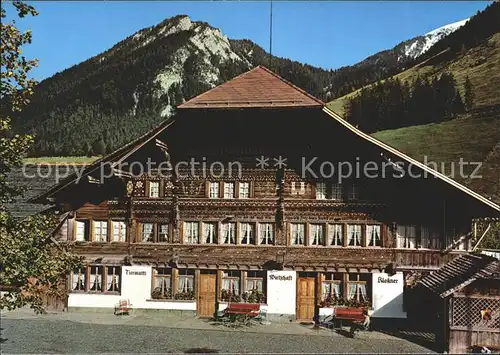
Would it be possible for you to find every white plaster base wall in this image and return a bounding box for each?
[68,266,196,311]
[68,293,122,308]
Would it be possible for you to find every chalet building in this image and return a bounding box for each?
[31,66,500,323]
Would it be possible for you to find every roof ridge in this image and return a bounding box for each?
[256,65,325,105]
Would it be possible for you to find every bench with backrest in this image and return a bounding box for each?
[333,307,368,337]
[334,307,366,322]
[225,303,260,317]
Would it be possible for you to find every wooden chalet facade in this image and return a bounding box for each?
[31,66,500,322]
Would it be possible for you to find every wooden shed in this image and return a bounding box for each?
[416,253,500,353]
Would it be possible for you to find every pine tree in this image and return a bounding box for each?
[84,142,94,157]
[464,76,474,112]
[452,90,465,115]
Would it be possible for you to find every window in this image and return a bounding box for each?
[347,184,359,201]
[72,268,86,291]
[111,221,126,242]
[259,223,274,245]
[75,220,90,241]
[366,225,382,247]
[316,183,326,199]
[290,223,305,245]
[331,184,343,200]
[149,181,160,198]
[184,222,199,244]
[89,266,103,292]
[152,268,172,299]
[240,223,255,245]
[310,224,325,246]
[222,222,236,244]
[176,269,195,300]
[71,266,121,294]
[421,227,441,249]
[221,271,240,302]
[300,182,306,194]
[106,266,121,293]
[141,223,154,242]
[224,182,235,199]
[397,225,416,248]
[322,273,342,303]
[347,224,362,246]
[328,224,343,246]
[239,182,250,198]
[291,182,296,194]
[209,182,219,198]
[203,222,218,244]
[158,224,169,243]
[244,271,266,304]
[93,221,108,242]
[347,274,370,303]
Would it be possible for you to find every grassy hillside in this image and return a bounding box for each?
[372,110,500,204]
[23,156,100,164]
[327,33,500,115]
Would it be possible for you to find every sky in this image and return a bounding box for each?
[10,1,492,81]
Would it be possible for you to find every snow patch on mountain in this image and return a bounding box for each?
[404,18,469,59]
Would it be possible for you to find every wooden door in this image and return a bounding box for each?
[198,274,216,317]
[297,277,316,321]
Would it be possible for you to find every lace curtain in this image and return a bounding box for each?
[292,224,305,245]
[328,224,343,246]
[185,222,199,243]
[348,225,361,246]
[204,223,216,243]
[142,223,154,242]
[348,283,357,300]
[260,224,274,244]
[222,278,239,295]
[223,223,236,244]
[89,268,102,291]
[72,270,85,291]
[240,223,254,244]
[112,221,126,242]
[311,225,324,245]
[367,225,381,246]
[178,276,194,293]
[246,279,263,292]
[322,282,340,300]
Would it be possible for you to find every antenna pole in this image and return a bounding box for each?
[269,0,273,68]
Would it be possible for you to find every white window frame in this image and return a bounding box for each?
[240,223,255,245]
[331,184,343,200]
[184,222,199,244]
[239,182,250,199]
[141,223,154,242]
[158,224,169,243]
[396,225,416,248]
[224,182,235,199]
[421,227,441,250]
[259,223,274,245]
[209,182,219,198]
[347,224,362,247]
[366,225,382,247]
[111,221,126,242]
[316,183,327,200]
[348,184,358,200]
[93,221,108,242]
[75,220,89,241]
[222,222,236,244]
[310,224,325,246]
[149,181,160,198]
[203,222,217,244]
[290,223,305,245]
[328,224,343,246]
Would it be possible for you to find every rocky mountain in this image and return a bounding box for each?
[9,12,479,157]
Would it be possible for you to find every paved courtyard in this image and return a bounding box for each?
[1,308,435,353]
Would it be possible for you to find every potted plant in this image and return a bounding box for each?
[174,290,195,300]
[152,287,171,300]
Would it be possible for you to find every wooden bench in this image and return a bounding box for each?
[225,303,260,317]
[333,307,368,337]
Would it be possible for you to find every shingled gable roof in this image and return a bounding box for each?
[322,107,500,213]
[177,65,324,109]
[417,253,500,298]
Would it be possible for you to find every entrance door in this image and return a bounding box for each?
[297,277,316,321]
[198,274,216,317]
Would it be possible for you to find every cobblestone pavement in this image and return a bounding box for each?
[1,309,435,353]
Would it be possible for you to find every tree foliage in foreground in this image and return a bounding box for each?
[0,1,82,313]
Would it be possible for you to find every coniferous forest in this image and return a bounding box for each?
[343,73,471,133]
